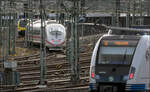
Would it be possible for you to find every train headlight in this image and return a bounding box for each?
[91,72,95,79]
[129,67,136,80]
[129,73,134,79]
[91,66,95,79]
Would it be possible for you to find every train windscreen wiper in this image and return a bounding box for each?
[123,48,127,64]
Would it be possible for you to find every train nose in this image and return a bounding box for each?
[49,39,63,46]
[51,39,61,43]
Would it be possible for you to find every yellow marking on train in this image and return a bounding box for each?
[17,20,26,32]
[114,41,128,45]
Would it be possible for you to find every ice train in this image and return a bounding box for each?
[89,27,150,92]
[28,20,66,50]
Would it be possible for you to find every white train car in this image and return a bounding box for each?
[89,27,150,92]
[28,20,66,50]
[125,35,150,92]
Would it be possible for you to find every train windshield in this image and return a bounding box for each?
[50,30,62,35]
[98,45,136,65]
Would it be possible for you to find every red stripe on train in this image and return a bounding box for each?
[46,40,65,46]
[32,35,40,38]
[30,35,65,46]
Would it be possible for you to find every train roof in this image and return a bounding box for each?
[29,20,61,27]
[101,35,141,40]
[104,25,150,35]
[30,20,65,31]
[33,19,57,24]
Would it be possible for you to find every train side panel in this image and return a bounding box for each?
[28,21,66,51]
[126,36,150,91]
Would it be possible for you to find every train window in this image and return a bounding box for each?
[47,22,57,24]
[98,46,136,65]
[33,29,40,35]
[50,31,62,35]
[102,40,138,46]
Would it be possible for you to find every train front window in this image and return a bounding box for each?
[50,31,62,35]
[98,46,135,65]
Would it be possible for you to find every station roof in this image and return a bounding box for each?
[86,12,150,17]
[86,12,112,17]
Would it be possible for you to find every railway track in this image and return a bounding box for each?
[16,77,89,92]
[20,84,89,92]
[0,37,94,92]
[14,51,92,92]
[14,53,40,61]
[16,52,91,67]
[18,55,91,80]
[17,56,90,71]
[20,65,90,82]
[0,51,92,92]
[0,85,16,92]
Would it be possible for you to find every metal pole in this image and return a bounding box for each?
[0,0,2,13]
[0,0,2,60]
[139,0,143,25]
[56,0,59,22]
[126,0,130,27]
[30,9,34,47]
[6,2,11,55]
[29,0,34,47]
[9,1,17,55]
[112,0,120,27]
[132,0,136,25]
[8,12,11,55]
[81,0,85,44]
[24,3,28,47]
[111,0,115,26]
[111,13,116,26]
[116,0,120,27]
[28,0,31,47]
[9,1,16,56]
[66,22,71,63]
[8,1,12,55]
[4,1,8,61]
[39,0,46,85]
[70,0,80,84]
[12,13,16,55]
